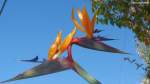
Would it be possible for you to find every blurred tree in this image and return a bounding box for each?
[91,0,150,84]
[91,0,150,45]
[136,39,150,84]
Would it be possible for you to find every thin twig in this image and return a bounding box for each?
[0,0,7,16]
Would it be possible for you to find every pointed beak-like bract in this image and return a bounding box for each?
[75,37,128,54]
[1,59,71,83]
[72,7,128,54]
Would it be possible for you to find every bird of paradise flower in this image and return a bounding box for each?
[1,7,128,84]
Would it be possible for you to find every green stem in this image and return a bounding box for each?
[72,61,102,84]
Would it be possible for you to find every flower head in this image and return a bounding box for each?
[71,7,128,54]
[48,28,76,61]
[72,6,97,39]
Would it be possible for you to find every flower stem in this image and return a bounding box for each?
[67,45,73,62]
[72,61,102,84]
[67,43,101,84]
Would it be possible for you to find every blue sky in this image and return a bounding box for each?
[0,0,146,84]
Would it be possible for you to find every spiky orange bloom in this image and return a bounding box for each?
[48,32,62,61]
[59,28,76,53]
[48,28,76,61]
[72,7,97,39]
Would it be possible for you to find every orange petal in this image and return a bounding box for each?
[90,11,97,33]
[59,28,76,53]
[48,44,58,60]
[72,8,85,32]
[48,32,62,60]
[82,6,90,27]
[55,32,62,46]
[77,8,83,22]
[81,7,93,39]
